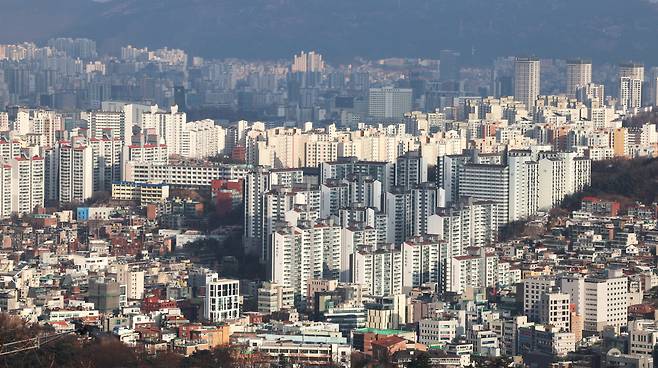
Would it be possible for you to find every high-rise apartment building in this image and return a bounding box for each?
[0,164,10,218]
[619,63,645,81]
[320,180,350,218]
[57,138,94,203]
[180,119,227,159]
[123,143,168,164]
[352,246,403,297]
[0,112,8,131]
[270,221,342,301]
[647,67,658,107]
[438,154,471,204]
[618,63,645,110]
[514,57,541,109]
[401,235,444,290]
[292,51,325,73]
[411,183,439,237]
[619,77,643,110]
[244,168,305,258]
[449,247,499,294]
[321,158,395,195]
[82,111,130,145]
[507,150,538,221]
[566,59,592,98]
[368,87,413,119]
[576,83,605,109]
[385,187,412,244]
[15,109,63,148]
[395,151,427,190]
[141,105,186,156]
[10,155,44,215]
[537,152,591,210]
[291,51,324,89]
[344,175,383,211]
[90,136,122,193]
[432,199,498,281]
[439,50,461,82]
[459,163,510,222]
[262,184,320,265]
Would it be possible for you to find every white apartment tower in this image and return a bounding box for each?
[123,143,168,164]
[180,119,227,159]
[0,138,21,160]
[270,221,342,301]
[140,105,186,156]
[618,63,644,110]
[352,246,403,297]
[0,112,7,131]
[514,57,541,109]
[401,236,444,290]
[82,111,130,145]
[0,164,11,218]
[10,156,44,215]
[507,150,538,221]
[537,152,591,210]
[57,139,94,203]
[243,168,304,259]
[619,77,643,110]
[576,83,605,109]
[432,199,498,258]
[262,185,320,264]
[15,109,63,147]
[537,157,566,210]
[449,248,499,294]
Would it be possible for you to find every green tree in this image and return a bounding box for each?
[407,352,432,368]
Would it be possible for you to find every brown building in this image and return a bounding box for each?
[179,323,230,348]
[371,335,408,363]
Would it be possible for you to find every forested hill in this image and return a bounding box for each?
[2,0,658,63]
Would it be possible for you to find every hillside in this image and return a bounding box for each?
[560,158,658,211]
[2,0,658,63]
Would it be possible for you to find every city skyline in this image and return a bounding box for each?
[1,3,658,367]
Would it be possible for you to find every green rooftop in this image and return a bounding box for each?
[353,328,412,335]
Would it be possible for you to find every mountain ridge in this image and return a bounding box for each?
[1,0,658,64]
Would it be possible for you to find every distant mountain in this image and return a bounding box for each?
[2,0,658,64]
